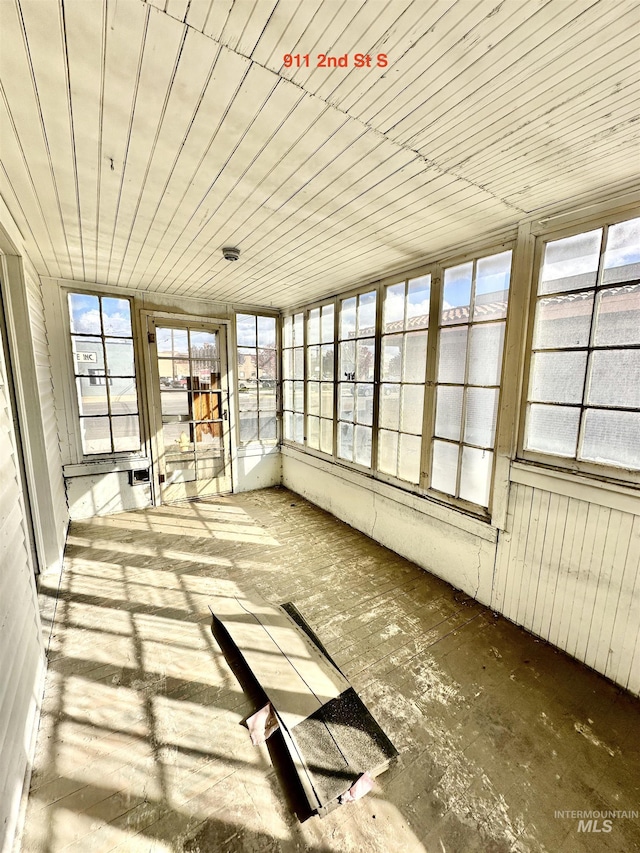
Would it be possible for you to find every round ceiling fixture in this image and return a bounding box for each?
[222,246,240,261]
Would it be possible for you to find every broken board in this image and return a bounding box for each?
[210,594,398,817]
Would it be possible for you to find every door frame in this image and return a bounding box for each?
[141,310,234,505]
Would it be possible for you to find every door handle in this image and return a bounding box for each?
[223,409,228,421]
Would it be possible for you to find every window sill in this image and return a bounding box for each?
[63,457,151,477]
[511,460,640,514]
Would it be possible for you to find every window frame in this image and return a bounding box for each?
[64,288,143,460]
[518,211,640,487]
[234,312,279,447]
[280,238,516,520]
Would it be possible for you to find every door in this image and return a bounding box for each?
[148,318,232,502]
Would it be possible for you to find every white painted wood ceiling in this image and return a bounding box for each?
[1,0,639,309]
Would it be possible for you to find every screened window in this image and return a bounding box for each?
[378,275,430,483]
[68,292,140,455]
[524,216,640,470]
[306,304,334,454]
[338,291,376,466]
[431,251,512,506]
[235,314,277,443]
[283,313,304,443]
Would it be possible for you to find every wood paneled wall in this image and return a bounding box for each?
[493,479,640,696]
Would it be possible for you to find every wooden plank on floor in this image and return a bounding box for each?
[210,594,349,730]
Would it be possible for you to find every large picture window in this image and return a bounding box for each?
[67,292,140,455]
[524,216,640,471]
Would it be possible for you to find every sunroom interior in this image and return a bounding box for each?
[1,1,639,851]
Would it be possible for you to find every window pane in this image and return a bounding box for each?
[292,314,304,347]
[239,411,259,442]
[340,341,356,380]
[259,414,277,440]
[356,339,375,381]
[355,384,374,425]
[308,382,320,415]
[525,404,580,456]
[468,323,505,386]
[72,337,104,374]
[378,429,398,476]
[307,415,320,449]
[398,433,421,483]
[442,262,472,325]
[587,350,640,408]
[341,297,357,338]
[529,351,587,404]
[532,293,593,350]
[69,293,100,334]
[459,446,492,507]
[581,409,640,469]
[102,298,132,337]
[190,330,217,356]
[407,275,430,328]
[113,415,140,452]
[283,381,293,411]
[383,283,405,332]
[354,425,372,466]
[76,378,108,416]
[382,336,403,381]
[293,412,304,443]
[357,291,376,334]
[603,217,640,284]
[321,345,334,380]
[435,386,463,441]
[156,327,188,356]
[403,332,427,382]
[284,411,293,439]
[594,285,640,346]
[105,339,135,375]
[260,386,276,411]
[163,423,189,451]
[431,440,458,495]
[307,346,321,379]
[321,304,334,343]
[293,381,304,411]
[339,383,355,421]
[80,417,111,454]
[379,386,400,430]
[539,229,602,294]
[464,387,498,447]
[338,422,353,460]
[320,382,333,418]
[236,314,256,347]
[293,348,304,379]
[320,419,333,454]
[109,378,138,414]
[161,390,189,416]
[283,316,292,349]
[308,308,320,345]
[474,251,511,321]
[437,326,468,384]
[401,385,424,434]
[282,348,293,380]
[258,349,276,381]
[257,316,276,348]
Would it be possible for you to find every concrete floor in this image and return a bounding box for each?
[20,487,640,853]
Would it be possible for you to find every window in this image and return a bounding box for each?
[283,313,304,443]
[235,314,277,443]
[524,216,640,472]
[338,291,376,466]
[67,292,140,455]
[431,252,511,506]
[306,304,334,454]
[378,275,430,483]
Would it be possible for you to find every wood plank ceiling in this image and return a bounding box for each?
[1,0,639,309]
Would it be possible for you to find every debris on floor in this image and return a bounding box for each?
[210,593,398,817]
